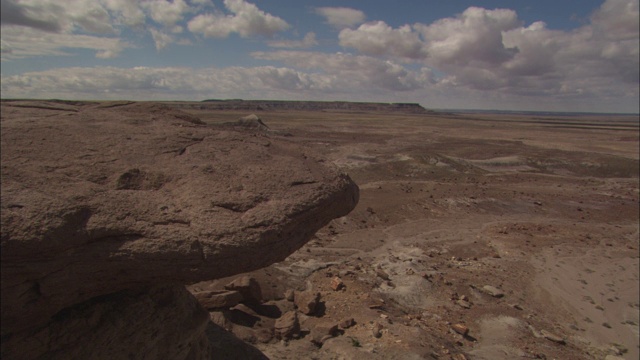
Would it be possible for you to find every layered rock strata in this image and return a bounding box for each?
[0,101,358,359]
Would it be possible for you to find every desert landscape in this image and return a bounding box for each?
[1,100,638,360]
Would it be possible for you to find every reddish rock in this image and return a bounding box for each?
[193,290,243,309]
[330,276,345,291]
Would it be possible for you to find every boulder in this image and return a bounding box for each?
[0,101,359,357]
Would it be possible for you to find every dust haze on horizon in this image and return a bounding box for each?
[1,0,638,113]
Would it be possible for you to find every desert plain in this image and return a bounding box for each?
[1,100,638,360]
[187,105,639,360]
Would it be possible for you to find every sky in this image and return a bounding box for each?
[1,0,638,113]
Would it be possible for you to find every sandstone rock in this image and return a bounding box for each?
[0,101,358,356]
[274,311,300,339]
[311,321,340,345]
[452,323,469,336]
[193,290,243,309]
[540,329,565,344]
[225,276,263,305]
[481,285,505,298]
[456,299,471,309]
[372,322,384,338]
[330,276,345,291]
[226,114,270,131]
[295,291,321,315]
[284,289,295,302]
[339,318,356,329]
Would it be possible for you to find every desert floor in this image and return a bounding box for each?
[188,109,639,360]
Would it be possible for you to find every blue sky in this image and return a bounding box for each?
[1,0,638,112]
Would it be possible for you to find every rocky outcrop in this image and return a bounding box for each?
[0,100,359,358]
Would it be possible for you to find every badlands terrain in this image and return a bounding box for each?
[1,100,638,360]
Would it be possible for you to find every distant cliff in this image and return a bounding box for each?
[175,100,431,114]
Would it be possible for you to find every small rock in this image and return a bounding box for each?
[511,304,523,310]
[456,299,471,309]
[481,285,505,298]
[376,269,390,281]
[604,356,626,360]
[311,322,340,345]
[284,289,295,302]
[274,311,300,339]
[540,329,565,344]
[451,323,469,336]
[295,291,321,315]
[372,322,383,338]
[330,276,345,291]
[339,318,355,329]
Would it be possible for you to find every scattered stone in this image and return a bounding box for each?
[540,330,565,344]
[534,201,543,206]
[456,299,471,309]
[453,354,468,360]
[255,328,274,344]
[284,289,295,302]
[330,276,345,291]
[274,311,300,340]
[311,322,340,345]
[376,269,390,281]
[224,276,263,305]
[604,356,625,360]
[481,285,505,298]
[511,304,524,310]
[339,318,355,329]
[295,291,321,315]
[372,322,384,338]
[451,324,469,336]
[193,290,243,310]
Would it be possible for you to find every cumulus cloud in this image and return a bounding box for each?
[267,32,318,48]
[334,0,638,103]
[149,28,174,50]
[0,0,116,34]
[339,21,426,59]
[187,0,289,38]
[315,7,365,29]
[143,0,191,28]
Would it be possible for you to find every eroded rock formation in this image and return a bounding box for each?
[0,101,358,359]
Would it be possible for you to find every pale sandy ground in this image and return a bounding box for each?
[189,109,639,360]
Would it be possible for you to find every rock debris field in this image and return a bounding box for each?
[1,100,638,360]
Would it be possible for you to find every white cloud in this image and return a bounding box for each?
[252,51,433,91]
[339,21,426,59]
[315,7,365,29]
[0,26,128,60]
[267,32,318,49]
[187,0,289,38]
[142,0,191,27]
[149,28,174,50]
[334,1,638,104]
[101,0,146,27]
[1,0,116,34]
